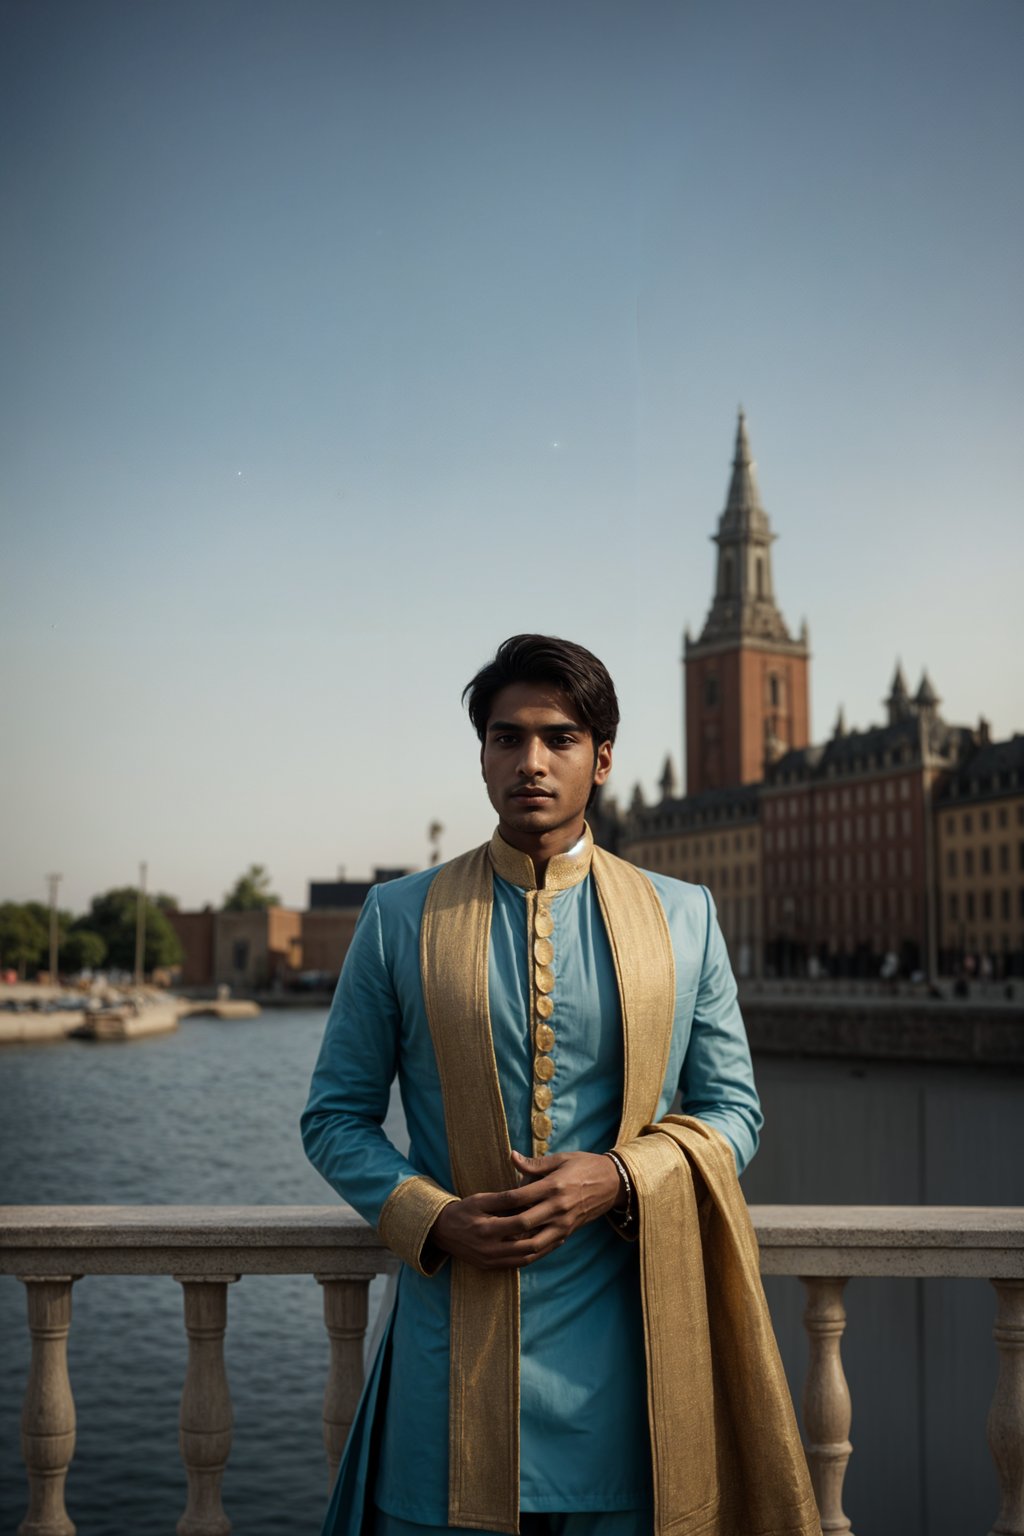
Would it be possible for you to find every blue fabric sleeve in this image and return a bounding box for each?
[300,886,429,1228]
[676,886,763,1175]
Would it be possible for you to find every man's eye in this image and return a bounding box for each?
[549,735,575,747]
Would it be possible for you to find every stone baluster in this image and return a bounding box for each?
[801,1276,854,1535]
[316,1275,370,1485]
[988,1279,1024,1536]
[175,1275,239,1536]
[17,1275,79,1536]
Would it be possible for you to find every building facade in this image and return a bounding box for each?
[213,908,303,991]
[759,671,972,977]
[936,734,1024,977]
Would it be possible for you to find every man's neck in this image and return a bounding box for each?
[496,820,587,884]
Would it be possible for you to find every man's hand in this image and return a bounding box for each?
[427,1150,624,1271]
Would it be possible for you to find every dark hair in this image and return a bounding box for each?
[463,634,620,746]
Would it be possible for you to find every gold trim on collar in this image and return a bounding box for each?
[488,823,594,891]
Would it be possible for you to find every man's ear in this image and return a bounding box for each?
[594,739,613,786]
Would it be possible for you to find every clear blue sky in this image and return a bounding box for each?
[2,0,1021,913]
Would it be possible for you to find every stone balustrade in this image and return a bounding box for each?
[1,1204,1022,1535]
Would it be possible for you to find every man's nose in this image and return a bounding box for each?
[517,737,546,777]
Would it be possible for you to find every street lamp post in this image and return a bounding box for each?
[46,873,62,985]
[134,862,148,989]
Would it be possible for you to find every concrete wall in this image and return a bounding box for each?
[743,1053,1024,1535]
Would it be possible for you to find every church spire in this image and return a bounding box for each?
[885,661,912,724]
[722,407,770,536]
[693,409,795,647]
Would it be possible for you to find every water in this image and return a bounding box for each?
[0,1009,392,1536]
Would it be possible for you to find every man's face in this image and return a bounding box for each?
[481,681,612,852]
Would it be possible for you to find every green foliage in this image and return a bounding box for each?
[60,929,108,974]
[75,887,183,973]
[0,903,49,977]
[223,864,281,911]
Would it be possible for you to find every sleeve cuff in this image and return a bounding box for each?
[378,1174,459,1276]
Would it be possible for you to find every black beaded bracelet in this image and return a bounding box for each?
[605,1150,636,1232]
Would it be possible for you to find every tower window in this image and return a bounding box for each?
[705,675,719,708]
[768,673,782,709]
[756,558,764,597]
[723,556,734,597]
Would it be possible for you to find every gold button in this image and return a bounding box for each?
[536,994,554,1020]
[535,965,555,995]
[532,1111,552,1140]
[534,907,554,938]
[534,1054,556,1083]
[533,1140,549,1156]
[534,937,554,966]
[534,1083,553,1110]
[536,1022,555,1052]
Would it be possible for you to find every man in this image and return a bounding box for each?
[302,635,818,1536]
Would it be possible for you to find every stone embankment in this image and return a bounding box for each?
[175,999,261,1020]
[0,986,261,1044]
[740,985,1024,1068]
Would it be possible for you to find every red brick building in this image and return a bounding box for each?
[760,670,969,976]
[683,411,810,795]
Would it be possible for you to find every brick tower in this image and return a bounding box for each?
[683,411,810,794]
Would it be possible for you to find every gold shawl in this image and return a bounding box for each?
[378,828,819,1536]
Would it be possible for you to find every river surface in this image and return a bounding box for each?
[0,1008,395,1536]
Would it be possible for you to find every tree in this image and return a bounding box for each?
[0,903,49,978]
[60,930,108,974]
[75,888,183,974]
[223,864,281,911]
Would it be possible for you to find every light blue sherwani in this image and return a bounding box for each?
[301,832,762,1531]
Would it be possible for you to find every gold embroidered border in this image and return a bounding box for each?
[618,1117,820,1536]
[420,846,520,1534]
[590,846,677,1145]
[378,1175,460,1277]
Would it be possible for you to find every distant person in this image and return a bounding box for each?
[302,634,818,1536]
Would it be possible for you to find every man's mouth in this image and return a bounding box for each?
[511,787,554,801]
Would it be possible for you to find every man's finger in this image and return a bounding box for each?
[511,1149,562,1179]
[469,1180,559,1215]
[476,1224,568,1269]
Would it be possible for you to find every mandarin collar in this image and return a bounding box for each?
[488,822,594,892]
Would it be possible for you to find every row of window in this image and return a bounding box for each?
[948,889,1024,923]
[941,804,1022,836]
[946,844,1023,878]
[766,808,913,851]
[704,670,784,710]
[770,849,914,886]
[765,779,913,818]
[767,890,916,926]
[952,932,1023,954]
[641,818,757,844]
[638,846,758,887]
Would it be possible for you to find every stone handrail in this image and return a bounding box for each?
[1,1204,1022,1536]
